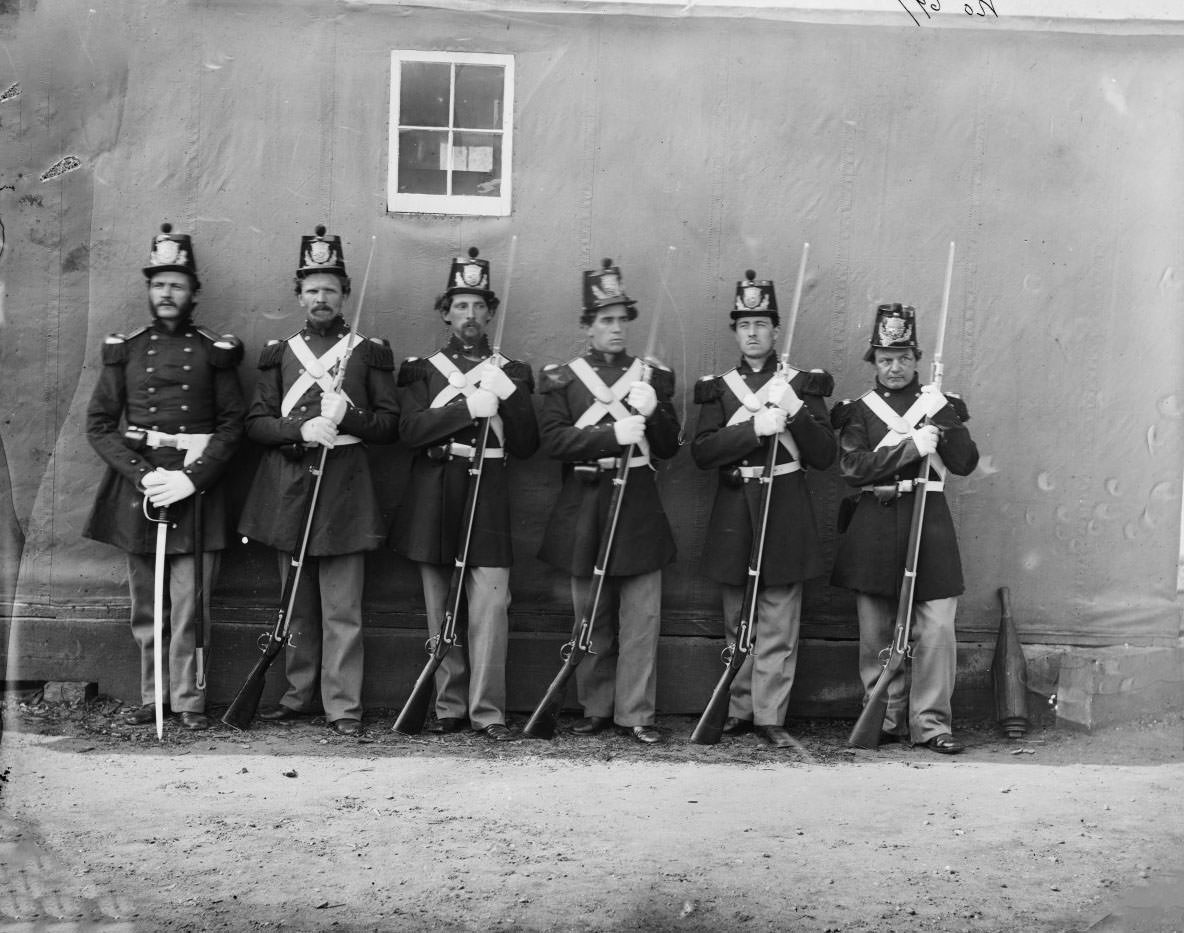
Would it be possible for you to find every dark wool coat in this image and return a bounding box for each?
[84,320,245,555]
[537,350,680,578]
[237,317,399,555]
[691,359,836,587]
[389,335,539,567]
[829,375,979,602]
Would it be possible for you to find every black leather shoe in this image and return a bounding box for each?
[258,705,308,722]
[620,725,662,745]
[425,716,467,734]
[923,733,965,755]
[754,725,795,748]
[178,712,211,731]
[119,704,161,726]
[722,717,754,736]
[329,719,363,737]
[571,716,611,735]
[480,723,514,742]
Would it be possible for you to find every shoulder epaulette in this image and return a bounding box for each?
[538,362,573,395]
[359,337,395,371]
[503,359,535,393]
[798,369,835,398]
[693,374,723,405]
[397,356,431,387]
[258,339,286,370]
[195,328,245,369]
[101,333,129,366]
[830,398,856,430]
[945,392,970,422]
[649,366,675,399]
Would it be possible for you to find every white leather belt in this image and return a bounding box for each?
[448,442,504,459]
[133,429,213,451]
[861,478,944,495]
[736,461,801,480]
[596,455,651,470]
[330,435,361,447]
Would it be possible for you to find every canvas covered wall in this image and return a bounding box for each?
[2,0,1181,663]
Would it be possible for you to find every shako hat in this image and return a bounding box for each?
[864,302,918,362]
[297,225,348,279]
[731,270,779,326]
[582,258,637,320]
[143,222,200,287]
[444,246,494,301]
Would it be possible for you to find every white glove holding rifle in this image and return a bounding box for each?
[911,424,940,457]
[320,390,348,426]
[753,406,787,438]
[767,378,804,417]
[626,381,658,418]
[613,414,647,447]
[480,366,517,401]
[142,469,196,507]
[301,416,338,448]
[466,387,499,419]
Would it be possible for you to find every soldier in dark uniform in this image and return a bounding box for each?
[537,259,681,745]
[691,271,835,748]
[391,247,538,741]
[85,223,245,731]
[830,303,979,754]
[238,226,399,737]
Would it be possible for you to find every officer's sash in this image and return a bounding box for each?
[720,368,801,462]
[281,334,357,416]
[861,389,948,479]
[427,352,505,444]
[569,357,651,463]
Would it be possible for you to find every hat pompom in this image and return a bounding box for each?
[160,222,173,234]
[315,224,326,237]
[745,269,756,282]
[468,246,479,259]
[602,257,613,270]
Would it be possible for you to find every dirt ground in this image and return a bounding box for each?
[1,694,1182,933]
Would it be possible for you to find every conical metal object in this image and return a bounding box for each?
[992,586,1030,739]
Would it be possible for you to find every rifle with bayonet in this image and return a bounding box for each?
[393,236,519,736]
[847,241,956,750]
[222,235,378,731]
[691,243,810,745]
[522,248,676,740]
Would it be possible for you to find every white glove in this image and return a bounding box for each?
[142,469,196,507]
[480,366,517,401]
[466,388,499,419]
[920,383,942,396]
[300,416,338,447]
[911,424,940,457]
[612,414,647,447]
[768,381,804,417]
[626,381,658,417]
[320,391,348,426]
[753,407,787,438]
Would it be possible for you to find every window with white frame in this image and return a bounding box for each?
[387,51,514,216]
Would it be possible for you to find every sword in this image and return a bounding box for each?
[143,496,170,740]
[193,491,208,691]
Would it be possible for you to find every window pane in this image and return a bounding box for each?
[398,129,449,194]
[450,130,502,197]
[400,62,451,127]
[454,65,504,130]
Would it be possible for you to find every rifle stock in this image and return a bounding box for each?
[221,631,285,731]
[521,645,584,740]
[690,649,744,745]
